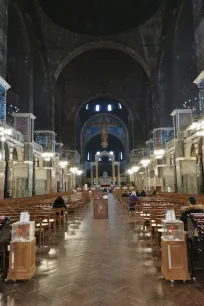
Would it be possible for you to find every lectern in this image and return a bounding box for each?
[94,195,108,219]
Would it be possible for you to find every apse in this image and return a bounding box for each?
[75,97,133,154]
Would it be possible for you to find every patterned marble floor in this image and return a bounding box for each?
[0,194,203,306]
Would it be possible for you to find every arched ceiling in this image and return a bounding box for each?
[39,0,161,36]
[55,48,152,148]
[57,48,148,112]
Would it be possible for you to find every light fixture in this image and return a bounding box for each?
[127,169,133,175]
[77,170,83,175]
[42,152,55,161]
[70,167,78,173]
[59,160,68,168]
[132,166,139,172]
[197,131,204,136]
[110,151,114,155]
[154,149,165,159]
[96,151,100,155]
[141,159,150,167]
[5,129,12,135]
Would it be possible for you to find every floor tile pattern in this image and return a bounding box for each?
[0,195,203,306]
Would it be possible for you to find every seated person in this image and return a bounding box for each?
[140,190,146,197]
[129,191,139,214]
[53,196,66,209]
[152,190,157,196]
[180,196,204,229]
[136,190,140,197]
[122,190,129,197]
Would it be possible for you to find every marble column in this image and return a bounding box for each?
[4,160,10,198]
[118,163,120,186]
[198,154,204,194]
[13,113,36,196]
[112,161,115,185]
[96,162,99,185]
[91,164,93,186]
[32,159,36,196]
[35,130,56,193]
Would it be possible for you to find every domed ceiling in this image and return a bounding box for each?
[39,0,161,36]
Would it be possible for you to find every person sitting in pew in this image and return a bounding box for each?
[152,190,157,196]
[53,196,66,209]
[122,191,129,197]
[140,190,146,197]
[129,191,139,214]
[180,196,204,229]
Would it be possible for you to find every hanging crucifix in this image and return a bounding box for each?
[92,114,116,149]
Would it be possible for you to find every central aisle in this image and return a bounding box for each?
[0,194,204,306]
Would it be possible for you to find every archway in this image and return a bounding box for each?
[54,40,150,80]
[85,134,126,186]
[55,47,151,149]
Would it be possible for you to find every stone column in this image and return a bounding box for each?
[118,163,120,186]
[34,130,56,193]
[96,162,99,185]
[13,113,36,196]
[91,164,93,186]
[32,159,36,196]
[198,154,204,194]
[4,160,10,198]
[112,161,115,185]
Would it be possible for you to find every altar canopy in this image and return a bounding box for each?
[90,151,120,186]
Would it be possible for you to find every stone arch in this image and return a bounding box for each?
[185,140,194,159]
[54,40,150,80]
[96,151,114,160]
[190,143,196,157]
[12,145,23,162]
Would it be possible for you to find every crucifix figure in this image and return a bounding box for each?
[92,115,116,148]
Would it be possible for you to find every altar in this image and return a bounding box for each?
[90,151,121,187]
[99,171,112,186]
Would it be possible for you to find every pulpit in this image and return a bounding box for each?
[94,195,108,219]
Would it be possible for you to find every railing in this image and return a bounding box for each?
[4,124,24,144]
